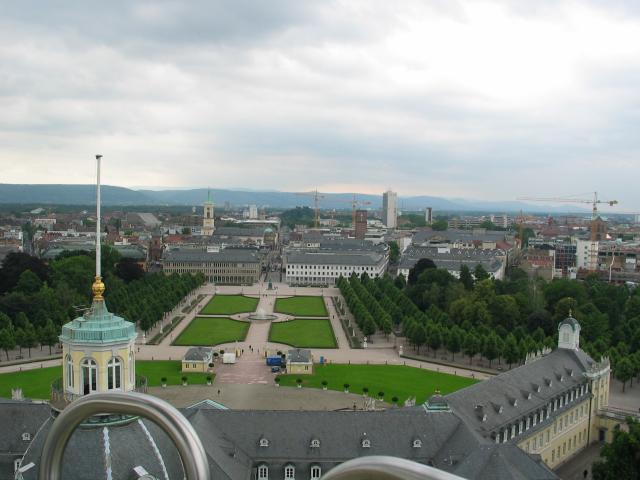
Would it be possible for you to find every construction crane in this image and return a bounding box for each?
[337,194,372,227]
[295,189,325,228]
[517,192,618,271]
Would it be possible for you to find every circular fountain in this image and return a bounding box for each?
[248,307,278,321]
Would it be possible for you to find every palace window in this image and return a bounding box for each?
[257,464,268,479]
[66,354,74,388]
[81,358,98,394]
[284,464,295,479]
[107,357,122,390]
[310,465,321,479]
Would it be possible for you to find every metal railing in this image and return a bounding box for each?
[321,456,466,480]
[39,391,210,480]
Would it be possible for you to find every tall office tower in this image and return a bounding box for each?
[425,207,433,224]
[354,209,368,240]
[249,204,258,219]
[382,190,397,229]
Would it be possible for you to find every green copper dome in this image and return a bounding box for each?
[60,300,137,345]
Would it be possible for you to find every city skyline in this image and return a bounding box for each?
[1,1,639,209]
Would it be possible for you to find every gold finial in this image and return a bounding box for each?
[92,276,105,300]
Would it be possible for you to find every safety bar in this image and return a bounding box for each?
[321,456,466,480]
[38,391,210,480]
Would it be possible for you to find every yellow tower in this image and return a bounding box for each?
[57,155,138,404]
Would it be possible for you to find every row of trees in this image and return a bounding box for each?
[0,251,205,359]
[337,260,640,384]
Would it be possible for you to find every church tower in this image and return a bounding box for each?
[202,188,215,236]
[58,155,138,402]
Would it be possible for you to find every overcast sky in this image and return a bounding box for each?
[1,1,638,210]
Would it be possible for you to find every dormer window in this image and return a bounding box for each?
[257,464,269,480]
[259,438,269,447]
[413,439,422,448]
[284,464,295,479]
[362,439,371,448]
[310,439,320,448]
[21,433,30,441]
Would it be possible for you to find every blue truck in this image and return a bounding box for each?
[266,356,282,367]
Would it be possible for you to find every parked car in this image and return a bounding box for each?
[271,366,281,373]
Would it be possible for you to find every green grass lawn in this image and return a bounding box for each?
[200,295,259,315]
[277,364,477,404]
[0,361,212,400]
[269,319,337,348]
[173,317,249,346]
[136,360,211,387]
[274,296,328,316]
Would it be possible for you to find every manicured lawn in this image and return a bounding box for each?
[0,361,213,400]
[173,317,249,346]
[269,319,337,348]
[274,296,328,317]
[0,366,59,400]
[136,360,211,387]
[200,295,259,315]
[277,364,477,404]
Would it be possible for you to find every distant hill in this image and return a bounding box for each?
[0,183,588,213]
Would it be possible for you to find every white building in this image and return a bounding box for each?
[397,247,507,280]
[382,190,398,229]
[248,204,258,219]
[285,251,388,286]
[575,239,598,270]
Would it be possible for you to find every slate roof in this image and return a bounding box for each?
[184,347,213,362]
[212,227,267,238]
[399,247,504,273]
[413,229,510,245]
[20,416,184,480]
[0,400,51,480]
[2,403,558,480]
[445,348,595,438]
[163,247,261,263]
[287,349,312,363]
[286,251,385,266]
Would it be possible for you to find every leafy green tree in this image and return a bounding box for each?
[408,258,437,286]
[473,264,490,282]
[427,324,442,357]
[0,328,16,360]
[459,265,474,290]
[463,332,480,364]
[0,252,50,294]
[503,334,520,369]
[394,274,406,290]
[0,312,11,330]
[615,357,634,393]
[482,333,499,367]
[21,321,38,357]
[15,270,43,295]
[116,258,145,282]
[446,327,463,361]
[431,220,448,231]
[411,324,426,354]
[39,320,59,355]
[388,241,400,264]
[592,418,640,480]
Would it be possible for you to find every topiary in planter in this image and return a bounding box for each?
[343,383,350,393]
[181,376,188,386]
[362,387,369,397]
[206,376,212,385]
[161,377,167,388]
[378,391,384,400]
[296,378,302,388]
[321,380,328,390]
[392,396,399,405]
[275,377,281,387]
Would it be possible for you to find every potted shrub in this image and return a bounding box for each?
[181,376,188,386]
[161,377,167,388]
[362,387,369,397]
[343,383,350,393]
[275,377,281,387]
[206,376,212,386]
[392,396,399,406]
[378,391,384,400]
[296,378,302,389]
[321,380,328,391]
